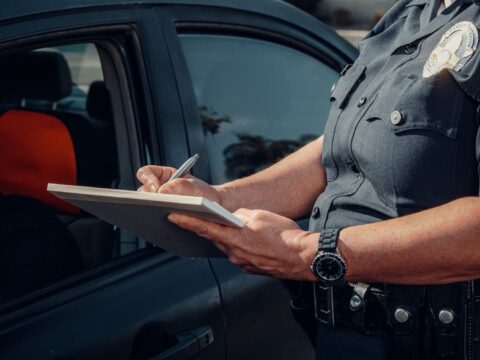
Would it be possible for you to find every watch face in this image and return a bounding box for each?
[314,253,346,284]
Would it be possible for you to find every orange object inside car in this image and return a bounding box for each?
[0,109,80,214]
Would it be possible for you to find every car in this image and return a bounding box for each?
[0,0,357,359]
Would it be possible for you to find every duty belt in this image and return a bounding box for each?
[314,282,389,335]
[313,282,468,360]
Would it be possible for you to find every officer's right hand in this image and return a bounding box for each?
[136,165,224,206]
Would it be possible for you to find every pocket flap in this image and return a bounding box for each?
[365,75,462,139]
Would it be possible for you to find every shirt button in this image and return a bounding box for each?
[390,110,403,125]
[357,97,367,107]
[404,44,417,55]
[312,207,321,219]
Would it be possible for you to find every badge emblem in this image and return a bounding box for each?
[423,21,478,78]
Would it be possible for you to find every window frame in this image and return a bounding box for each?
[158,5,350,184]
[179,32,340,184]
[0,18,172,314]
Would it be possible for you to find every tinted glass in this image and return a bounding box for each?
[180,34,338,184]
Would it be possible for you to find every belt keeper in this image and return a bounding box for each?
[313,284,336,326]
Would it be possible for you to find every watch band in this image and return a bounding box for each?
[319,228,341,252]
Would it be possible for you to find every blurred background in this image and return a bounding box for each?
[285,0,398,45]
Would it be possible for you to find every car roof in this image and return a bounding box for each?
[0,0,357,61]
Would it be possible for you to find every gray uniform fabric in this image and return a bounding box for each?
[310,0,480,358]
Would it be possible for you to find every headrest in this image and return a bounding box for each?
[86,81,113,122]
[0,51,72,102]
[0,110,79,214]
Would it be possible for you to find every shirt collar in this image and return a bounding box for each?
[406,0,427,7]
[406,0,480,7]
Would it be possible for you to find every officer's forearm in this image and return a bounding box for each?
[338,197,480,285]
[216,136,327,219]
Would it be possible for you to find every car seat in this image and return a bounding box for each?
[0,195,84,304]
[59,80,120,267]
[0,50,116,269]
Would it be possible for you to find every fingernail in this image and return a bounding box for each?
[168,214,177,224]
[150,184,157,192]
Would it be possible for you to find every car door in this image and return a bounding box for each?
[0,6,225,360]
[155,3,357,359]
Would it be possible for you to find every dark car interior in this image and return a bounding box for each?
[0,46,120,304]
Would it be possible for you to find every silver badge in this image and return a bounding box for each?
[423,21,478,78]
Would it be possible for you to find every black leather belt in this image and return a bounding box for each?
[314,283,434,359]
[314,282,390,336]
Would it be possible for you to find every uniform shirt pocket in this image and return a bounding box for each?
[359,74,464,211]
[365,74,463,138]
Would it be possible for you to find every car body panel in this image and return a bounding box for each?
[0,0,357,61]
[0,1,357,359]
[0,255,226,359]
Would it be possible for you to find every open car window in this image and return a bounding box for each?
[0,41,147,307]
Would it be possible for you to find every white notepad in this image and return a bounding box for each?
[48,184,244,258]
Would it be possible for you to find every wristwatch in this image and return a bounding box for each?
[310,229,347,286]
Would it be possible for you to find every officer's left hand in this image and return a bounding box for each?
[168,209,317,281]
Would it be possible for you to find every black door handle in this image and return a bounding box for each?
[149,327,214,360]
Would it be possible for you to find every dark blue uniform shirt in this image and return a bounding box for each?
[311,0,480,232]
[309,0,480,358]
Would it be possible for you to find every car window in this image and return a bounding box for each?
[179,34,338,184]
[45,44,104,112]
[0,42,145,306]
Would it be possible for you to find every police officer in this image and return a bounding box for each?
[137,0,480,358]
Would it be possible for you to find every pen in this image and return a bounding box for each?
[167,154,200,183]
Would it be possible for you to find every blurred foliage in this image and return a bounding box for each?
[199,105,317,180]
[200,105,232,135]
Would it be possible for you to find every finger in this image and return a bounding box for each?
[136,166,176,191]
[242,266,259,275]
[158,179,199,196]
[168,213,237,246]
[137,172,162,192]
[228,254,244,266]
[138,166,195,183]
[215,243,229,254]
[137,166,175,183]
[157,179,186,195]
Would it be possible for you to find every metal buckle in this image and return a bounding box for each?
[349,283,371,312]
[313,284,336,326]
